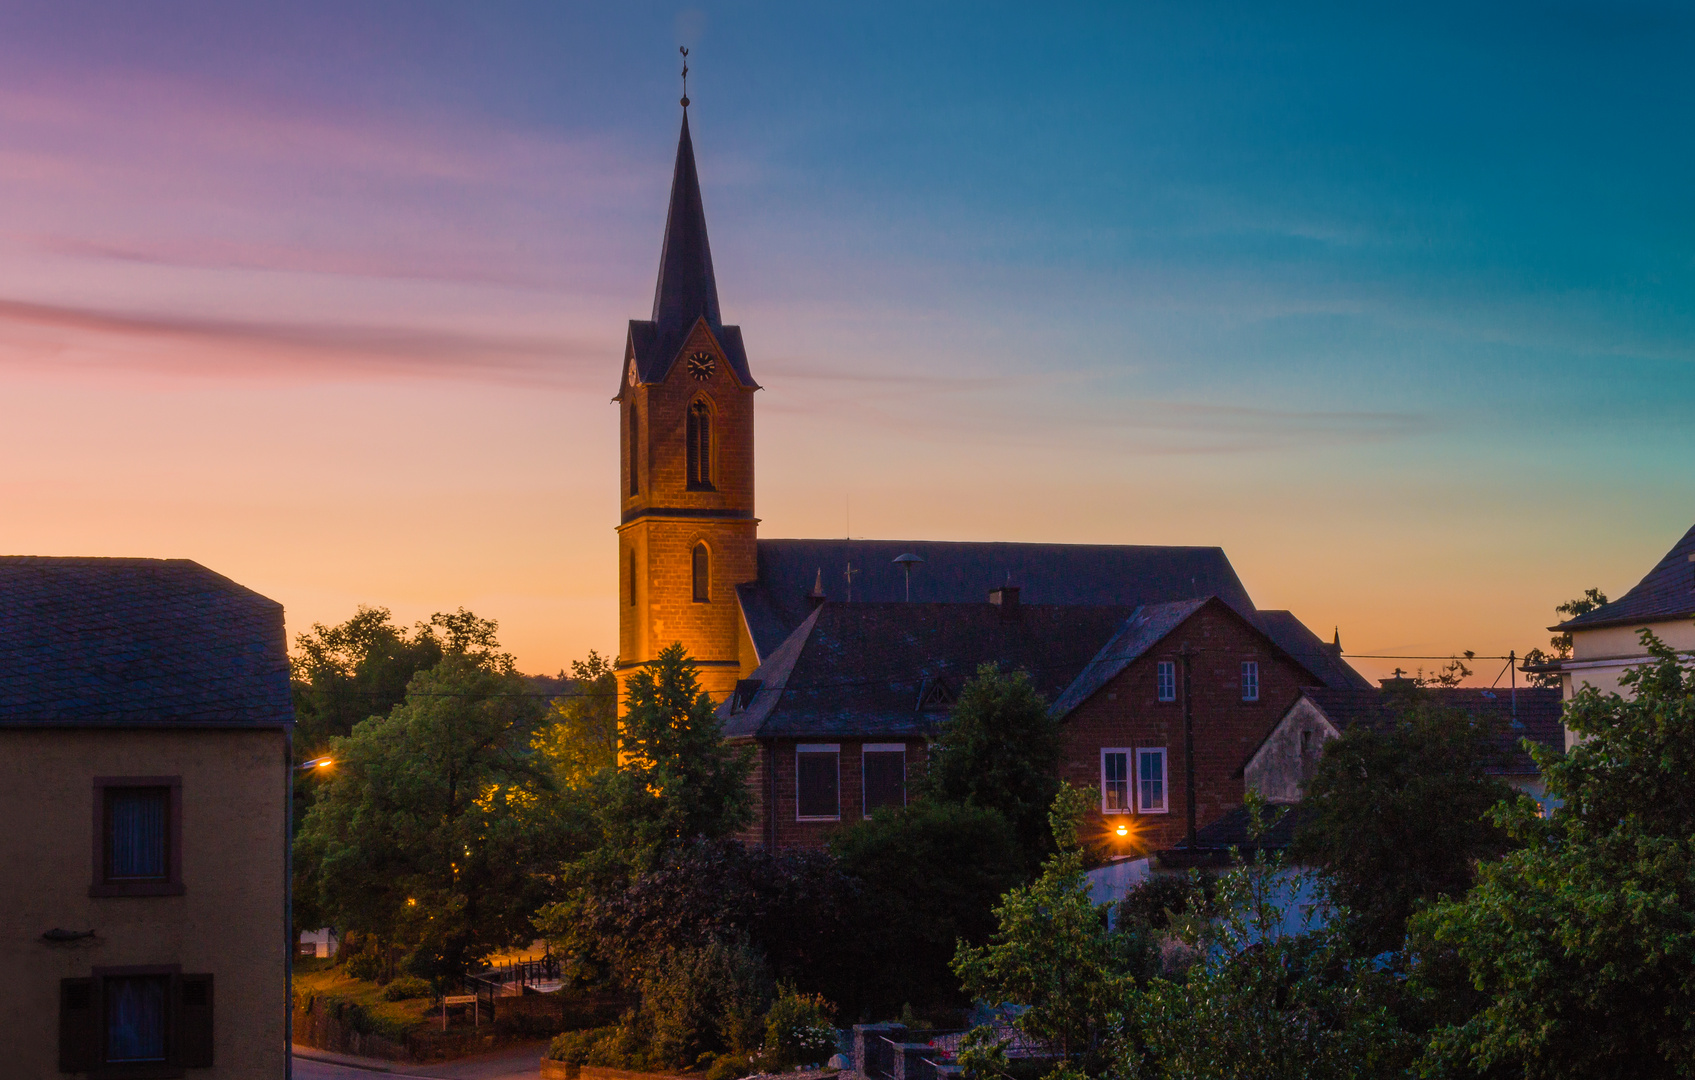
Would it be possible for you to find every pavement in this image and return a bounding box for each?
[292,1041,549,1080]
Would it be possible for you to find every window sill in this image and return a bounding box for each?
[89,881,185,898]
[1137,808,1170,815]
[795,816,841,823]
[1101,808,1132,815]
[91,1064,184,1079]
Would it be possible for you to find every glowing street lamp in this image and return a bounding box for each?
[296,756,334,772]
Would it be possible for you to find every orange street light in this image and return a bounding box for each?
[296,756,334,772]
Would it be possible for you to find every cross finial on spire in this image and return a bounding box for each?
[679,46,690,108]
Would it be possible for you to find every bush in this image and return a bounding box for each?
[343,948,382,982]
[642,937,774,1068]
[381,975,432,1002]
[761,984,837,1070]
[548,1026,620,1064]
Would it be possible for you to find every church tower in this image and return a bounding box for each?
[615,107,759,706]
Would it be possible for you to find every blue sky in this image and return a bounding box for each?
[0,2,1688,676]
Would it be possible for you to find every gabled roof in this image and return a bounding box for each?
[738,539,1261,662]
[0,557,293,726]
[1047,599,1206,719]
[1557,521,1695,631]
[1256,610,1372,690]
[718,601,1136,740]
[1300,686,1563,777]
[618,113,758,395]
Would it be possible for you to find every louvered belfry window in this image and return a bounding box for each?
[686,400,713,490]
[629,400,640,495]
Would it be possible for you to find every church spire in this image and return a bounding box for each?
[651,110,721,333]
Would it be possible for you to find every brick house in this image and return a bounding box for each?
[613,104,1367,850]
[0,557,294,1078]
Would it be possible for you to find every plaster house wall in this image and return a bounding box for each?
[2,727,289,1079]
[1562,619,1695,748]
[1243,697,1340,805]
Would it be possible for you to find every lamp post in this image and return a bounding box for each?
[892,553,925,602]
[1179,642,1197,852]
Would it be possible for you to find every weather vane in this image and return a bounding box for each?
[679,46,690,108]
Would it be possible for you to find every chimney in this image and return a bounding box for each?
[989,583,1021,620]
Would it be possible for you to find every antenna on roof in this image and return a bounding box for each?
[679,46,690,108]
[844,562,859,603]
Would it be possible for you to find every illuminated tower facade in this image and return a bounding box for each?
[614,109,759,705]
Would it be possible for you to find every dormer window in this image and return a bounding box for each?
[686,400,714,490]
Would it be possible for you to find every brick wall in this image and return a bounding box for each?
[1058,604,1312,854]
[735,737,930,850]
[618,321,758,706]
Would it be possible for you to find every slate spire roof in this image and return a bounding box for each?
[652,111,721,333]
[619,109,756,395]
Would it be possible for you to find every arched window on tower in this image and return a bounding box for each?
[628,400,640,495]
[686,400,714,490]
[692,543,710,603]
[628,549,637,607]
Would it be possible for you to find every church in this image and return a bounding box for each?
[614,105,1369,854]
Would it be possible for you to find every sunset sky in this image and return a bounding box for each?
[1,2,1691,683]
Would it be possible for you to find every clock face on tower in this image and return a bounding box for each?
[687,352,716,381]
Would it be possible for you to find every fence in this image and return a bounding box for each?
[462,951,563,1011]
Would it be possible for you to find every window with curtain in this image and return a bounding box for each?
[796,745,840,819]
[1101,750,1130,812]
[107,787,167,880]
[692,543,710,602]
[105,975,168,1064]
[686,400,714,490]
[1138,748,1168,813]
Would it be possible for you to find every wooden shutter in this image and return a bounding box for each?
[177,974,214,1067]
[59,977,98,1073]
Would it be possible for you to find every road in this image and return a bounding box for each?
[293,1040,548,1080]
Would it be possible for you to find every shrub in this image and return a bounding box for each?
[705,1051,758,1080]
[761,984,837,1070]
[381,976,432,1002]
[343,948,382,982]
[548,1026,620,1064]
[642,937,775,1068]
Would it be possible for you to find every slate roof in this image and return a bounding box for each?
[1557,521,1695,632]
[1047,599,1207,719]
[0,557,293,725]
[720,601,1137,740]
[1257,610,1372,690]
[737,539,1262,663]
[1180,802,1311,852]
[619,112,757,395]
[1303,686,1563,777]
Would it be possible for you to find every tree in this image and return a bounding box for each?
[953,786,1129,1069]
[1412,629,1695,1079]
[920,662,1063,867]
[1521,587,1609,690]
[1131,801,1416,1080]
[295,653,580,979]
[535,650,620,789]
[1293,694,1515,953]
[596,642,752,869]
[831,799,1028,1014]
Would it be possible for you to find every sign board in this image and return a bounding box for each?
[444,995,477,1005]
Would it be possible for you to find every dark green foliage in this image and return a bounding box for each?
[342,946,382,983]
[535,651,619,789]
[599,642,752,869]
[295,653,582,979]
[1116,874,1214,932]
[380,976,431,1002]
[1293,695,1515,953]
[547,838,857,1010]
[1412,630,1695,1079]
[920,663,1063,868]
[832,799,1028,1014]
[638,937,775,1069]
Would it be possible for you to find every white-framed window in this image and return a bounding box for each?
[1156,660,1176,702]
[1241,661,1260,702]
[1136,748,1168,814]
[862,743,907,818]
[795,744,840,820]
[1101,749,1131,813]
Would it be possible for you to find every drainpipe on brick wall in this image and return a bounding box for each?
[766,741,778,848]
[1179,642,1197,851]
